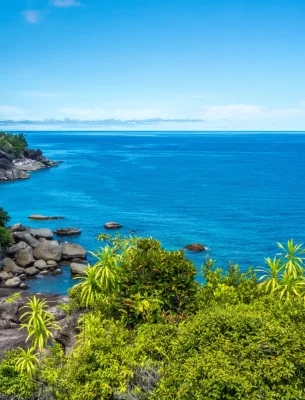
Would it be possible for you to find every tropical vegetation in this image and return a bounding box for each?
[2,234,305,399]
[0,206,11,250]
[0,131,28,157]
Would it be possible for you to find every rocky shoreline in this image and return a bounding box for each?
[0,148,59,182]
[0,222,87,290]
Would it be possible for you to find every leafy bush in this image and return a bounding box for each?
[0,131,28,157]
[152,299,305,399]
[0,226,11,250]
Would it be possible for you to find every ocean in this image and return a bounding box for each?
[1,131,305,295]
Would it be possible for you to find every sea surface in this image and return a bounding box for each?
[1,132,305,295]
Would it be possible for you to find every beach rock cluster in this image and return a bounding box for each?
[0,148,58,182]
[0,223,87,289]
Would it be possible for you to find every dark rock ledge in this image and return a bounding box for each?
[0,148,59,182]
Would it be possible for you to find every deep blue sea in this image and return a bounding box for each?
[1,132,305,295]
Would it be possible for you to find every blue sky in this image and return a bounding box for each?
[1,0,305,131]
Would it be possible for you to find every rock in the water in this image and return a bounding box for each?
[24,267,39,277]
[22,234,40,248]
[33,260,47,270]
[39,271,49,276]
[54,228,81,236]
[15,247,34,267]
[70,263,87,276]
[61,243,87,260]
[4,277,21,288]
[6,241,30,256]
[30,228,53,240]
[51,269,62,275]
[33,241,62,261]
[184,243,206,252]
[28,215,65,221]
[104,221,123,230]
[20,282,29,289]
[19,274,26,281]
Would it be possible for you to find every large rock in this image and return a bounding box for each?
[3,258,23,274]
[30,228,53,240]
[13,230,32,242]
[62,243,87,260]
[28,214,64,221]
[6,241,30,256]
[33,259,48,270]
[0,271,9,281]
[104,221,123,230]
[70,263,87,276]
[15,247,34,267]
[184,243,206,252]
[4,277,21,288]
[54,228,81,236]
[33,241,62,261]
[24,267,39,277]
[22,234,40,248]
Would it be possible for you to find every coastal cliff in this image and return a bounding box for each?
[0,149,58,181]
[0,132,58,182]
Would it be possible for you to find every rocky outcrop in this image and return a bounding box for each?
[184,243,206,252]
[54,228,81,236]
[104,221,123,230]
[29,215,65,221]
[0,146,59,182]
[0,223,87,290]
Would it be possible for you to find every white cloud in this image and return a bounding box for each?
[201,104,305,120]
[51,0,82,7]
[59,107,167,120]
[23,10,41,24]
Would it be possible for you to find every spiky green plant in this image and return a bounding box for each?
[277,239,305,278]
[74,264,104,307]
[20,295,60,352]
[272,274,305,303]
[257,257,283,293]
[15,347,39,378]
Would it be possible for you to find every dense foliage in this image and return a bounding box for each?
[0,207,11,250]
[2,236,305,399]
[0,131,28,157]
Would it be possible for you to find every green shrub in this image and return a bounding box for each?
[0,132,28,157]
[0,226,11,249]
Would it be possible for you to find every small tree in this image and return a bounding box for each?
[0,226,11,250]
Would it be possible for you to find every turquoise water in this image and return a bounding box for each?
[1,132,305,294]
